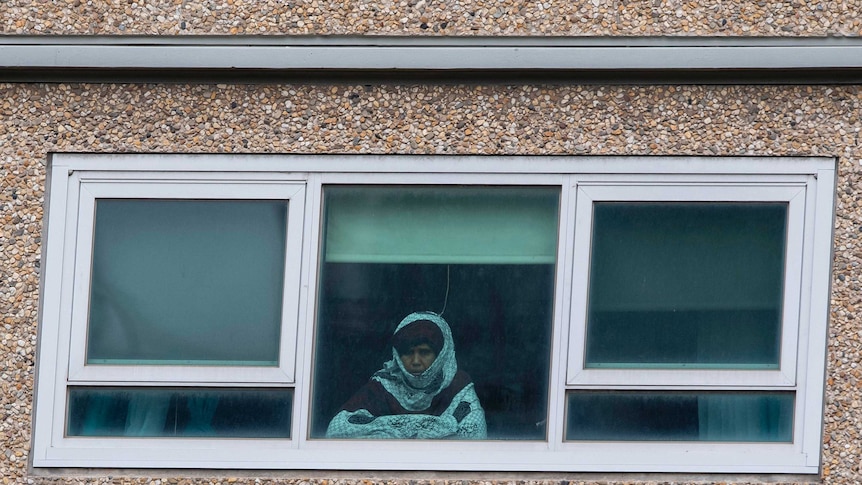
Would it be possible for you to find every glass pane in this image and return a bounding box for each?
[586,203,787,369]
[324,186,559,264]
[67,387,292,438]
[87,199,287,366]
[566,391,793,442]
[312,186,559,440]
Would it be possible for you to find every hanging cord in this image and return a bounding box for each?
[439,264,451,317]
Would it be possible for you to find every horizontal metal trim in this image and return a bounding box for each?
[2,36,862,71]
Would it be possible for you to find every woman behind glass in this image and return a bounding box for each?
[326,311,487,439]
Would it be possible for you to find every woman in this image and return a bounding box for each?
[326,311,487,439]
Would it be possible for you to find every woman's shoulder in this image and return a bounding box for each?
[433,369,473,404]
[450,369,473,390]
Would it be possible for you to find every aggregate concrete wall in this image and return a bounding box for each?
[2,1,862,484]
[1,83,861,484]
[1,0,861,36]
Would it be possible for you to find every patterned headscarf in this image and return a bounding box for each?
[372,312,458,411]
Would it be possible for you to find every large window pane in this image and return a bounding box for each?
[586,203,787,369]
[87,200,288,366]
[312,186,559,440]
[67,387,292,438]
[566,391,793,442]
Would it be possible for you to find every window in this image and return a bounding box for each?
[311,186,558,440]
[33,155,834,473]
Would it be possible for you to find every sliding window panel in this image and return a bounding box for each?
[586,202,786,369]
[568,183,807,387]
[87,199,287,367]
[67,180,306,384]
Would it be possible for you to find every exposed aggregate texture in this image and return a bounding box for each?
[1,82,862,485]
[0,0,861,36]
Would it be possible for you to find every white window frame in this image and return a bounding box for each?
[33,154,835,474]
[65,173,307,384]
[567,181,806,388]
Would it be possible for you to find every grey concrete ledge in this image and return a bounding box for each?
[2,36,862,83]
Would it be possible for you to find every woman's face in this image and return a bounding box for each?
[399,343,437,375]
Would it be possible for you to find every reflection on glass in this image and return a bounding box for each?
[566,391,793,442]
[87,199,287,366]
[312,186,559,440]
[326,312,487,439]
[586,202,787,369]
[67,387,292,438]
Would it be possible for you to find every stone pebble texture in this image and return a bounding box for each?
[2,2,862,485]
[2,82,862,485]
[0,0,860,35]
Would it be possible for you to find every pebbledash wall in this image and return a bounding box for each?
[3,1,862,485]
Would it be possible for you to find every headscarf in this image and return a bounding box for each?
[391,319,444,356]
[372,311,458,412]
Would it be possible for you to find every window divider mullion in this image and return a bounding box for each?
[293,172,323,447]
[548,174,577,450]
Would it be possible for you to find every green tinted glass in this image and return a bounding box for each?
[87,199,287,366]
[586,202,787,369]
[324,186,559,264]
[312,186,559,440]
[67,387,292,438]
[566,391,793,442]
